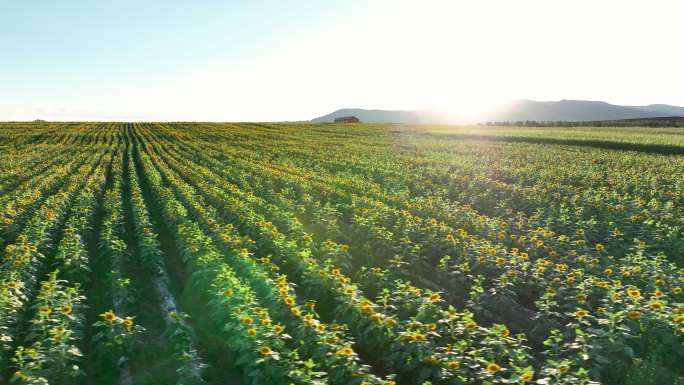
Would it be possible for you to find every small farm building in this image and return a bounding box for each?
[334,116,360,123]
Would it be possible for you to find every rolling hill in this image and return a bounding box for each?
[311,109,433,124]
[312,100,684,124]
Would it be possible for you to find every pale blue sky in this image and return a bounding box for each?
[2,0,683,121]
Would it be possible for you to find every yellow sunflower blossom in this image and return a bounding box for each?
[259,346,272,356]
[335,347,354,357]
[521,371,534,382]
[626,288,641,299]
[122,318,134,330]
[487,362,501,375]
[102,310,117,323]
[574,309,589,318]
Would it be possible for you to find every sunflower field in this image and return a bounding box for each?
[0,122,683,385]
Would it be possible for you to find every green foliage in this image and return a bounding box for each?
[0,122,682,384]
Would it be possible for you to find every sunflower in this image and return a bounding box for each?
[260,319,271,327]
[673,287,682,295]
[61,305,72,315]
[595,244,605,252]
[273,324,284,334]
[500,328,510,337]
[102,310,117,322]
[241,316,253,325]
[426,323,437,331]
[521,371,534,382]
[39,305,52,316]
[335,347,354,357]
[283,297,295,306]
[412,332,426,342]
[259,346,272,356]
[627,310,641,319]
[574,310,589,318]
[674,315,684,324]
[247,328,257,337]
[428,292,442,302]
[648,301,664,311]
[576,293,587,302]
[447,361,460,369]
[6,281,19,290]
[223,288,234,297]
[327,336,340,344]
[122,318,134,330]
[486,362,501,375]
[627,288,641,299]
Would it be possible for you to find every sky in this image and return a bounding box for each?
[1,0,683,122]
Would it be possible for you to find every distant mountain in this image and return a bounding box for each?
[488,100,680,122]
[312,100,684,124]
[311,109,442,124]
[629,104,684,117]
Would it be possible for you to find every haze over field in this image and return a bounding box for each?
[2,0,684,122]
